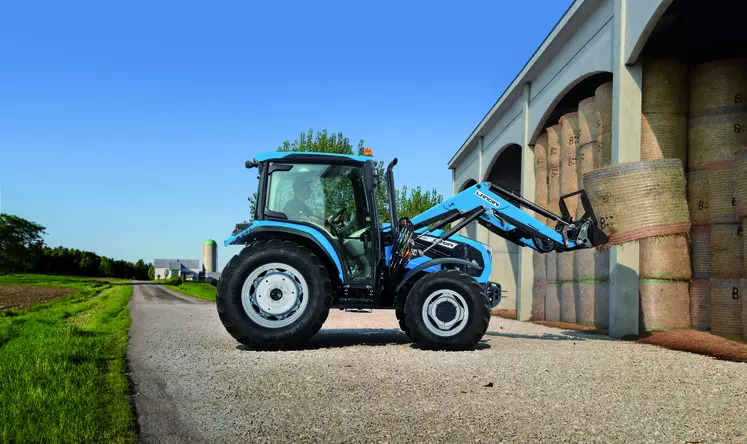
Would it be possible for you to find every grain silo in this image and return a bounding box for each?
[203,239,218,273]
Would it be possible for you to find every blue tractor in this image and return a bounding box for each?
[215,150,609,350]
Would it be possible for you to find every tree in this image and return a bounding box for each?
[0,213,47,273]
[98,257,113,277]
[148,264,155,280]
[247,129,442,224]
[164,269,170,279]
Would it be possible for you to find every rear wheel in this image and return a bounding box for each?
[395,308,412,339]
[216,239,332,350]
[404,270,490,350]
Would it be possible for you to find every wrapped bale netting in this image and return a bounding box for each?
[532,282,546,321]
[690,225,712,279]
[560,281,576,323]
[707,163,738,224]
[574,248,610,281]
[744,219,747,277]
[573,280,609,329]
[639,280,691,331]
[689,58,747,118]
[736,150,747,218]
[687,170,709,225]
[533,251,547,283]
[545,282,561,322]
[535,132,549,226]
[560,113,580,216]
[583,159,691,246]
[710,223,744,279]
[595,82,613,137]
[639,234,692,280]
[640,114,687,164]
[547,124,562,215]
[642,58,688,115]
[690,278,710,331]
[578,97,597,145]
[688,113,747,168]
[710,279,743,339]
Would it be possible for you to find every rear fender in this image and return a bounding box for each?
[225,221,344,282]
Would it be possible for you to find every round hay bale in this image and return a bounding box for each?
[687,170,709,225]
[548,164,560,205]
[574,247,610,281]
[707,163,738,224]
[689,58,747,118]
[583,159,691,246]
[595,82,614,137]
[639,280,691,331]
[547,124,561,166]
[596,132,613,169]
[639,234,692,280]
[546,251,558,283]
[690,225,712,279]
[532,282,546,321]
[560,113,580,217]
[560,113,579,158]
[560,281,576,323]
[690,278,710,331]
[535,131,549,173]
[574,279,609,328]
[736,150,747,218]
[535,167,548,208]
[557,252,575,282]
[560,158,579,217]
[710,222,744,279]
[533,251,546,283]
[710,279,743,338]
[578,97,597,145]
[545,282,561,321]
[743,279,747,337]
[642,58,688,115]
[688,111,747,167]
[640,113,687,165]
[744,219,747,277]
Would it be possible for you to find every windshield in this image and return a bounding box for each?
[265,162,374,281]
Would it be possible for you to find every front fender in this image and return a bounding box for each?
[225,221,344,281]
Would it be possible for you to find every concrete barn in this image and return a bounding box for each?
[448,0,743,337]
[153,259,200,280]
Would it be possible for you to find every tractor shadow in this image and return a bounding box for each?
[236,328,491,351]
[484,330,617,342]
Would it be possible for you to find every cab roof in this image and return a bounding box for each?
[253,151,374,164]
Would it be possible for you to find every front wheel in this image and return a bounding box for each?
[216,239,332,350]
[404,270,490,350]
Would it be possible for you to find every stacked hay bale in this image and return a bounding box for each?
[638,58,693,332]
[736,150,747,337]
[545,123,562,321]
[583,159,692,331]
[573,94,610,328]
[559,112,579,323]
[532,132,549,321]
[689,59,747,338]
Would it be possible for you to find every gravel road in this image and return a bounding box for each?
[127,283,747,443]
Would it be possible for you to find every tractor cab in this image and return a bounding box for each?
[232,152,384,288]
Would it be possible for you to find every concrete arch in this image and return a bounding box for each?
[529,70,612,144]
[625,0,675,65]
[482,143,522,182]
[459,178,478,192]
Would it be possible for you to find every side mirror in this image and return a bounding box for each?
[245,160,258,169]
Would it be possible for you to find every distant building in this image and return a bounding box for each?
[202,239,217,273]
[153,258,200,280]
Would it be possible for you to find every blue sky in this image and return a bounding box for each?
[0,0,572,270]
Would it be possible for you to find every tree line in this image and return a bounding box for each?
[0,213,154,279]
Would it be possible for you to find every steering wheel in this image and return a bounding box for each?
[326,207,347,236]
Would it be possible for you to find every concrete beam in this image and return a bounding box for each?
[517,83,535,321]
[608,0,642,338]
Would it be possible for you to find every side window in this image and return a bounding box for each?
[266,168,325,223]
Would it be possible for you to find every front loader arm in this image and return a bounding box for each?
[409,182,609,254]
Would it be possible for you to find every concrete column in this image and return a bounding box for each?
[517,82,535,321]
[451,169,455,197]
[608,0,642,338]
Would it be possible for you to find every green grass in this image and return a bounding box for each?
[163,281,217,301]
[0,274,136,443]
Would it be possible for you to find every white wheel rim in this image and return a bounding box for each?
[241,262,309,329]
[421,289,469,337]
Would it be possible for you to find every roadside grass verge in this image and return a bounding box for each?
[0,275,136,443]
[162,281,216,301]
